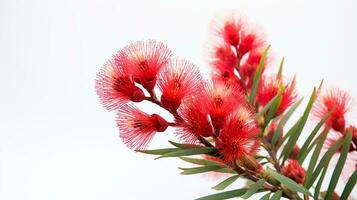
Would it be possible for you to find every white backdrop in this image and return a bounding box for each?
[1,0,357,199]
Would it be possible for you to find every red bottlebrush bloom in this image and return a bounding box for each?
[209,42,238,76]
[158,58,202,111]
[257,75,297,116]
[95,60,146,111]
[115,40,173,90]
[216,106,260,163]
[204,80,244,130]
[282,160,305,184]
[313,87,353,132]
[176,97,213,144]
[237,30,265,57]
[116,104,169,150]
[210,13,243,47]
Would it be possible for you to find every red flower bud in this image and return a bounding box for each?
[282,160,305,184]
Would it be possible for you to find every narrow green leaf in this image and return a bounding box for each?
[304,130,328,187]
[156,147,217,159]
[340,170,357,200]
[195,188,248,200]
[268,169,310,195]
[325,132,352,200]
[314,167,327,199]
[306,136,344,188]
[280,88,316,162]
[259,192,271,200]
[263,86,283,129]
[179,157,223,166]
[270,191,282,200]
[241,179,266,199]
[249,46,270,104]
[136,148,180,155]
[296,111,332,163]
[212,175,240,191]
[179,165,223,175]
[277,57,285,79]
[214,168,237,174]
[169,140,197,149]
[255,92,280,119]
[272,98,303,147]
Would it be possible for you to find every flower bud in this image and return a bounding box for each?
[239,155,262,173]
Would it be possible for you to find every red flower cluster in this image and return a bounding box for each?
[282,159,305,184]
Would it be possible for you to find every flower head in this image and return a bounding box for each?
[95,60,145,111]
[257,75,297,116]
[313,87,353,132]
[281,159,305,184]
[176,96,214,143]
[204,79,244,130]
[216,106,260,163]
[237,29,265,57]
[158,58,202,111]
[117,104,168,150]
[239,49,269,88]
[209,42,238,76]
[115,40,172,90]
[210,13,244,47]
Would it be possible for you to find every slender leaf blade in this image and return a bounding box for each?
[340,170,357,200]
[156,147,217,159]
[314,167,328,199]
[249,46,270,104]
[136,148,180,155]
[325,132,352,200]
[195,188,248,200]
[268,169,310,195]
[179,157,223,166]
[241,179,266,199]
[270,191,282,200]
[259,192,271,200]
[212,175,240,191]
[180,165,223,175]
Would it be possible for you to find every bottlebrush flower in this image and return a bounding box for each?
[95,60,146,111]
[204,79,244,130]
[216,106,260,163]
[209,42,238,76]
[281,159,305,184]
[313,87,353,132]
[115,40,173,90]
[158,58,202,111]
[116,104,169,150]
[257,75,297,116]
[176,97,213,144]
[239,49,270,89]
[237,29,265,57]
[210,13,244,47]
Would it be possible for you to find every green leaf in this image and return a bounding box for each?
[280,88,316,162]
[179,157,223,166]
[179,165,223,175]
[195,188,248,200]
[136,148,180,155]
[270,191,282,200]
[155,147,217,159]
[268,169,310,195]
[296,111,332,163]
[314,166,327,199]
[212,175,240,191]
[305,136,344,188]
[169,140,197,149]
[255,92,280,119]
[325,131,352,200]
[272,98,303,147]
[303,130,328,188]
[263,86,283,129]
[249,46,270,104]
[214,168,237,174]
[259,192,271,200]
[277,57,284,79]
[241,179,266,199]
[340,170,357,200]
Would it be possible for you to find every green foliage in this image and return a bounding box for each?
[212,175,240,191]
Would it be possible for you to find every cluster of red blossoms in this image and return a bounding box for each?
[96,13,356,198]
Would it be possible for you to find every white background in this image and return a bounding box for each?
[1,0,357,199]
